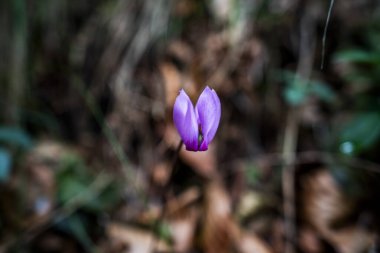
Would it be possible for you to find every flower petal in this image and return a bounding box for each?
[173,89,199,151]
[196,86,221,151]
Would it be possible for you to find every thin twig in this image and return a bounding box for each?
[282,109,299,253]
[321,0,335,69]
[281,8,316,252]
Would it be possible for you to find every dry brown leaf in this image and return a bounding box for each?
[167,206,199,253]
[237,191,264,220]
[300,168,375,253]
[201,181,237,253]
[28,140,69,166]
[167,187,201,215]
[159,62,182,108]
[151,161,171,187]
[107,223,170,253]
[301,168,350,234]
[327,226,375,253]
[163,124,182,149]
[159,61,197,109]
[201,181,273,253]
[298,226,323,253]
[136,187,200,228]
[239,231,273,253]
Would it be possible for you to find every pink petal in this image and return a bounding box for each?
[173,89,199,151]
[195,86,221,151]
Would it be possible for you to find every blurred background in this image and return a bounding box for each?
[1,0,380,252]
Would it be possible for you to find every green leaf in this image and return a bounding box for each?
[338,113,380,154]
[58,176,89,204]
[309,81,337,103]
[0,148,12,182]
[367,30,380,51]
[156,221,172,242]
[281,71,307,105]
[0,127,33,149]
[284,84,308,105]
[245,163,260,185]
[282,71,336,105]
[85,181,120,212]
[56,214,93,252]
[56,154,91,204]
[334,50,380,64]
[343,72,372,84]
[56,154,120,212]
[67,215,93,251]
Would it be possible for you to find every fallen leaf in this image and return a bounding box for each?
[236,191,264,220]
[167,206,199,252]
[298,226,323,253]
[151,161,171,187]
[163,124,182,149]
[159,62,182,108]
[107,223,170,253]
[300,168,375,253]
[167,187,201,215]
[201,181,237,253]
[239,231,273,253]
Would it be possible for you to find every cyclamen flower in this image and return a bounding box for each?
[173,86,221,151]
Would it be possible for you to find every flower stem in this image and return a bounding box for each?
[151,140,183,251]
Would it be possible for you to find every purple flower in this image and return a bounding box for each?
[173,86,221,151]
